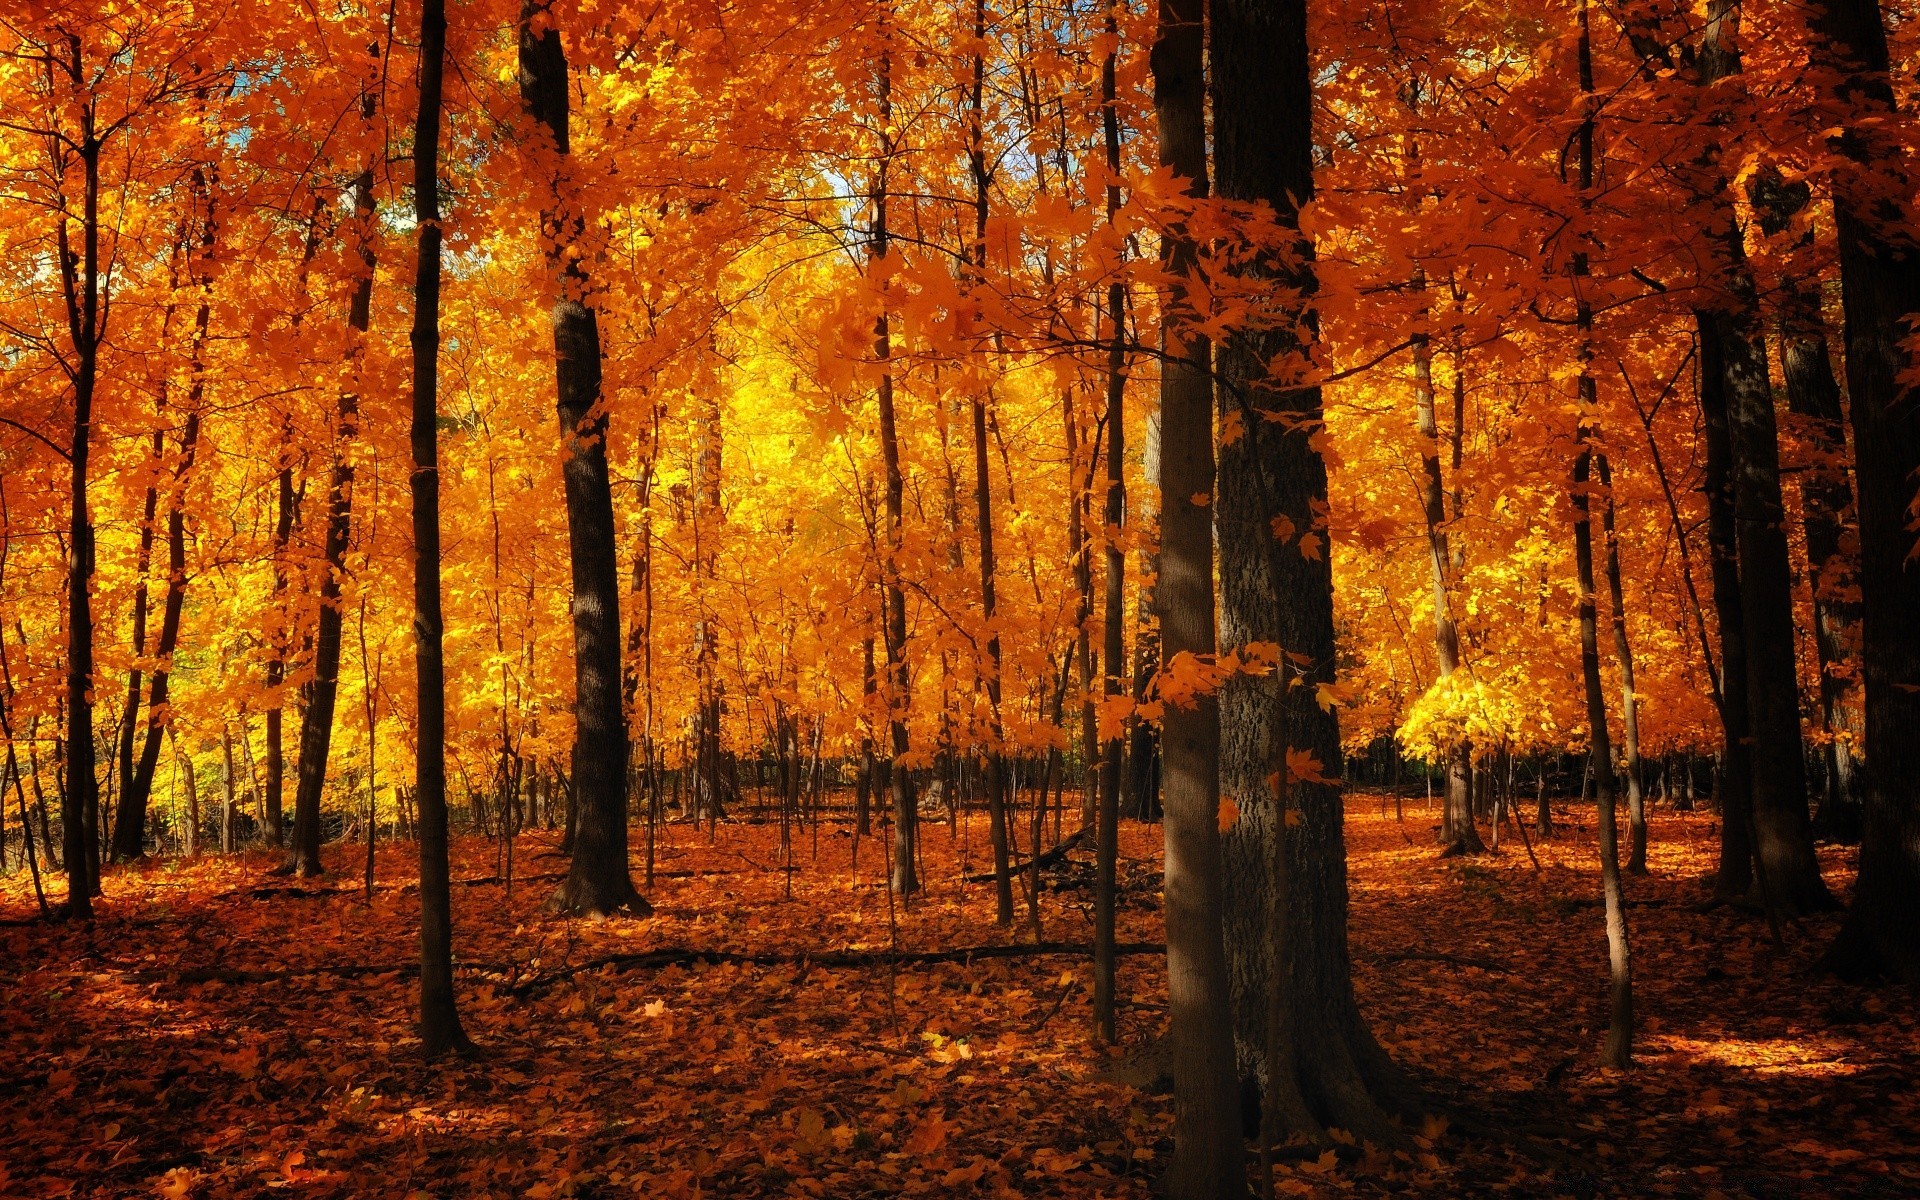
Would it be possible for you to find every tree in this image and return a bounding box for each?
[1152,0,1244,1191]
[519,0,644,918]
[1806,0,1920,985]
[407,0,469,1056]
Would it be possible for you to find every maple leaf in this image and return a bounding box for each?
[904,1110,953,1155]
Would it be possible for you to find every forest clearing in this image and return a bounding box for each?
[5,805,1913,1199]
[5,0,1920,1194]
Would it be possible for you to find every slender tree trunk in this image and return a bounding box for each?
[1597,455,1648,873]
[870,33,918,896]
[1572,0,1632,1068]
[409,0,469,1056]
[1093,0,1127,1043]
[963,4,1014,924]
[1806,0,1920,984]
[520,0,643,916]
[285,155,376,878]
[1698,325,1757,900]
[1153,0,1245,1191]
[61,133,106,917]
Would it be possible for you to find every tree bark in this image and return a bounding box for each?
[870,33,918,897]
[408,0,470,1056]
[1093,0,1127,1043]
[1153,0,1248,1193]
[1213,0,1420,1145]
[520,0,644,917]
[1694,0,1831,915]
[287,135,377,878]
[1805,0,1920,984]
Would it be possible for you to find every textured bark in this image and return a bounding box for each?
[409,0,470,1055]
[1806,0,1920,984]
[1750,167,1865,840]
[521,0,644,917]
[1214,0,1422,1145]
[1694,0,1832,915]
[1153,0,1246,1192]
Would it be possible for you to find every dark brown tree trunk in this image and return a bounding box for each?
[1093,0,1127,1043]
[521,0,644,917]
[286,167,373,878]
[1153,0,1248,1192]
[1213,0,1419,1146]
[409,0,469,1056]
[1694,0,1832,916]
[1805,0,1920,984]
[263,432,295,851]
[1749,167,1866,841]
[963,4,1014,924]
[1698,323,1757,899]
[870,36,918,897]
[60,128,107,917]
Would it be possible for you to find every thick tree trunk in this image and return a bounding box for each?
[1694,0,1831,915]
[1697,322,1757,901]
[1214,0,1418,1146]
[1749,167,1866,841]
[409,0,470,1056]
[1806,0,1920,984]
[1153,0,1245,1192]
[520,0,644,917]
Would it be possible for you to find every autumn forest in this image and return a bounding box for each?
[2,0,1918,1195]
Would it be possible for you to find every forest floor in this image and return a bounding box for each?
[1,796,1915,1198]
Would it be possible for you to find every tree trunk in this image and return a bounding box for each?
[870,35,918,897]
[1213,0,1420,1146]
[1597,455,1648,873]
[1571,0,1632,1068]
[1154,0,1248,1192]
[1692,0,1832,915]
[1749,167,1866,841]
[520,1,644,917]
[409,0,469,1056]
[61,132,107,917]
[1806,0,1920,984]
[1697,323,1757,901]
[1093,0,1127,1043]
[286,151,377,879]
